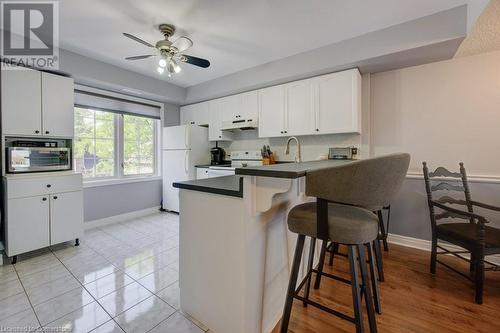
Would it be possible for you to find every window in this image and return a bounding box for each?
[123,114,155,176]
[74,106,159,181]
[74,107,115,178]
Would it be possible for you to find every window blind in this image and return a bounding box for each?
[74,89,161,119]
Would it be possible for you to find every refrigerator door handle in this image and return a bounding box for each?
[185,126,189,149]
[184,150,189,174]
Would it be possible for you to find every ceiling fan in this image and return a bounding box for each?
[123,24,210,76]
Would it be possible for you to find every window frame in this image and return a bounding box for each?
[74,107,162,185]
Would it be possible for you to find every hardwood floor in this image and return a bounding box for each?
[272,243,500,333]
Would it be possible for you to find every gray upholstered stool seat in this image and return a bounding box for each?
[288,202,379,244]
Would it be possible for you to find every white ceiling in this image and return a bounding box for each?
[57,0,485,87]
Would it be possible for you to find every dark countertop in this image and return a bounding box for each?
[173,175,243,198]
[235,159,356,178]
[195,162,231,168]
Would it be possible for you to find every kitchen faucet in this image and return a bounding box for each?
[285,136,302,163]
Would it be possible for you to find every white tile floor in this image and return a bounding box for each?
[0,212,207,333]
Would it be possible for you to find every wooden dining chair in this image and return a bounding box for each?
[423,162,500,304]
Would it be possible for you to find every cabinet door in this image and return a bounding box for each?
[316,70,361,134]
[221,94,242,122]
[196,102,210,126]
[50,191,83,245]
[258,85,285,138]
[1,67,42,136]
[41,72,74,137]
[208,99,233,141]
[285,79,316,136]
[241,91,258,120]
[6,196,50,256]
[180,105,196,125]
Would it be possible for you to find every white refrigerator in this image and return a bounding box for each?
[162,125,209,212]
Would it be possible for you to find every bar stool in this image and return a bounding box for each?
[326,205,389,282]
[280,153,410,333]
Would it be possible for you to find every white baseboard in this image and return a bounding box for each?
[388,233,500,265]
[84,206,161,230]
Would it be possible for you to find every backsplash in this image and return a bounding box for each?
[215,130,365,161]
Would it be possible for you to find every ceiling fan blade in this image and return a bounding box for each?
[172,36,193,53]
[125,55,154,60]
[181,54,210,68]
[123,33,154,48]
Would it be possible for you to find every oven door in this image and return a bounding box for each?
[7,147,72,173]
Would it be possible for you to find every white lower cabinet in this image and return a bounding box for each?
[7,196,50,257]
[4,174,83,257]
[50,191,84,245]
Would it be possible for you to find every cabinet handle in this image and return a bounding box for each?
[316,129,319,132]
[46,184,51,188]
[35,130,40,134]
[219,135,222,138]
[42,197,47,201]
[53,196,58,200]
[190,121,195,124]
[280,131,283,134]
[284,131,288,134]
[45,131,50,134]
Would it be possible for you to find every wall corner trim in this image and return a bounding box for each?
[84,206,161,230]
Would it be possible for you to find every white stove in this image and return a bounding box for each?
[230,150,264,168]
[206,150,263,178]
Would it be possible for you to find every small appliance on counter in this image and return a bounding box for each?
[328,147,358,160]
[210,143,226,165]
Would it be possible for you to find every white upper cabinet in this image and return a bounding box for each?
[41,72,75,137]
[258,85,286,138]
[221,94,242,122]
[315,69,361,134]
[208,99,233,141]
[1,67,42,136]
[180,102,209,126]
[285,79,316,136]
[1,66,75,138]
[241,91,258,120]
[180,104,197,125]
[220,91,258,123]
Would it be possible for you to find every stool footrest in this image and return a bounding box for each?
[293,295,355,323]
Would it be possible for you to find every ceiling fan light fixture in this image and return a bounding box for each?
[168,58,182,74]
[158,58,167,68]
[157,67,164,74]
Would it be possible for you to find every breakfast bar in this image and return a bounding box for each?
[173,160,353,333]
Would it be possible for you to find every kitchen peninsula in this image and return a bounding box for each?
[173,159,353,333]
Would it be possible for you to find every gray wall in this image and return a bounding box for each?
[164,102,180,127]
[83,180,162,222]
[390,178,500,241]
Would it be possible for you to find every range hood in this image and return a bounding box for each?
[220,118,258,131]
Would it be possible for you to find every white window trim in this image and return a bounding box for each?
[74,85,164,184]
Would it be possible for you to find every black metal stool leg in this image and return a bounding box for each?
[281,234,306,333]
[373,240,384,282]
[303,237,316,307]
[367,243,381,314]
[384,206,391,251]
[358,245,378,333]
[329,242,339,266]
[348,245,364,333]
[377,210,388,252]
[314,240,328,289]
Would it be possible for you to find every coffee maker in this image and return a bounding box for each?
[210,143,226,165]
